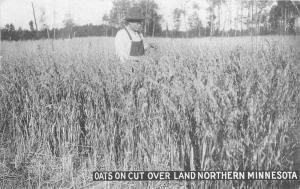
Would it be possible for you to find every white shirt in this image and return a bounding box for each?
[114,27,146,62]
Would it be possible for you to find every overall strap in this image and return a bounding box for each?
[124,27,132,41]
[137,32,143,41]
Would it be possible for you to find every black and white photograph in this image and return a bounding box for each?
[0,0,300,188]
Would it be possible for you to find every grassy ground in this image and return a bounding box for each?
[0,36,300,189]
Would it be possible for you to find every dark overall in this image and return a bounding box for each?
[124,27,145,56]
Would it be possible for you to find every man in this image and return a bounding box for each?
[115,6,155,62]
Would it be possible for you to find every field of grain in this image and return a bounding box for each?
[0,36,300,189]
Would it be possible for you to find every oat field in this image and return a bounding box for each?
[0,36,300,189]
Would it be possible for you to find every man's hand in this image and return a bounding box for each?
[147,43,158,50]
[145,42,158,54]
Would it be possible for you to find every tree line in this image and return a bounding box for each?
[1,0,300,41]
[1,23,119,41]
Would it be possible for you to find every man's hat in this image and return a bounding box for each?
[124,7,145,22]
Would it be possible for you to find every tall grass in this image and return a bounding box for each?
[0,36,299,189]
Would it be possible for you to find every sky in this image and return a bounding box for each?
[0,0,276,31]
[0,0,113,29]
[0,0,211,30]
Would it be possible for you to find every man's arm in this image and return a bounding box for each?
[115,30,129,62]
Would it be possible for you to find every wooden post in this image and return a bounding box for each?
[47,28,50,39]
[105,25,108,37]
[229,0,232,37]
[152,16,155,37]
[240,2,243,35]
[251,0,253,37]
[255,0,258,35]
[53,10,56,40]
[166,23,168,38]
[218,4,221,35]
[144,0,149,36]
[31,2,38,31]
[284,7,286,35]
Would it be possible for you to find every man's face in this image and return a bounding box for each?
[128,21,143,32]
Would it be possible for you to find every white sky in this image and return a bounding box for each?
[0,0,211,30]
[0,0,113,29]
[0,0,276,31]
